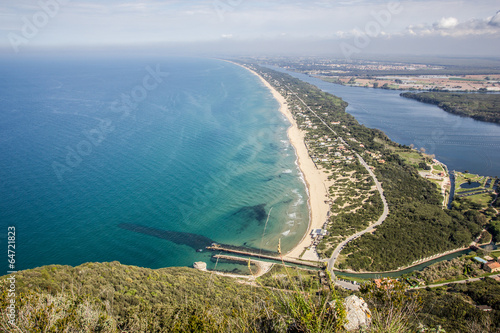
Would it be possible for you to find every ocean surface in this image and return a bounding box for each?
[270,67,500,177]
[0,57,309,272]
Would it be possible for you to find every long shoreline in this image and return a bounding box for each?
[226,60,330,261]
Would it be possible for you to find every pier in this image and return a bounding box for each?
[206,244,322,268]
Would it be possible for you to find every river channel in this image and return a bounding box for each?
[267,65,499,277]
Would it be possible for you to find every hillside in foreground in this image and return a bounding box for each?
[2,261,500,332]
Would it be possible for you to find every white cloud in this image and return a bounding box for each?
[436,17,458,29]
[0,0,498,56]
[406,11,500,37]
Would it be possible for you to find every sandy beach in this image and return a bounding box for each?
[232,62,331,261]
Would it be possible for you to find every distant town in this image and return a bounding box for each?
[254,57,500,92]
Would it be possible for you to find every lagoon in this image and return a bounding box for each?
[269,67,500,177]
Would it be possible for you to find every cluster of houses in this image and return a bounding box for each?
[364,150,385,164]
[291,101,386,170]
[299,127,357,167]
[473,256,500,273]
[373,278,395,289]
[296,109,318,130]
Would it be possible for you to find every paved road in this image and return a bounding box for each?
[283,85,389,283]
[414,274,500,289]
[335,279,360,291]
[326,153,389,270]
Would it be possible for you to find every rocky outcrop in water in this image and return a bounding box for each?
[193,262,207,271]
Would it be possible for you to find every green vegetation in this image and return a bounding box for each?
[401,92,500,124]
[415,278,500,332]
[408,255,483,285]
[341,160,485,271]
[246,63,489,272]
[454,172,484,193]
[478,230,493,244]
[358,278,500,333]
[490,220,500,242]
[452,172,497,211]
[360,279,425,333]
[5,261,497,332]
[1,262,349,332]
[433,164,443,172]
[1,262,262,332]
[467,193,497,208]
[394,150,449,202]
[257,265,323,292]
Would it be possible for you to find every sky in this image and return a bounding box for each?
[1,0,499,57]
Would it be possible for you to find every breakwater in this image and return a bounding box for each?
[206,244,322,268]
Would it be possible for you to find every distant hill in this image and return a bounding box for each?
[401,92,500,124]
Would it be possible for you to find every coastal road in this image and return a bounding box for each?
[414,274,500,289]
[282,85,390,278]
[326,159,389,274]
[326,154,389,275]
[438,161,453,208]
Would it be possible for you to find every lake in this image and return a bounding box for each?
[269,67,500,177]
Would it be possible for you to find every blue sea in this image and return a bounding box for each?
[0,57,309,272]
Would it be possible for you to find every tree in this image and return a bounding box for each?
[419,162,431,170]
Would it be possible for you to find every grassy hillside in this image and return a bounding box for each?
[0,262,346,332]
[1,262,265,332]
[2,261,499,332]
[415,278,500,332]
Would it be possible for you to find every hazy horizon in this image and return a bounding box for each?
[1,0,499,58]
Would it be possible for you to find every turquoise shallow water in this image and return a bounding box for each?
[0,57,309,272]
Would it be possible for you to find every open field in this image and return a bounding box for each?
[396,150,424,167]
[454,171,497,209]
[322,74,500,92]
[467,193,497,207]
